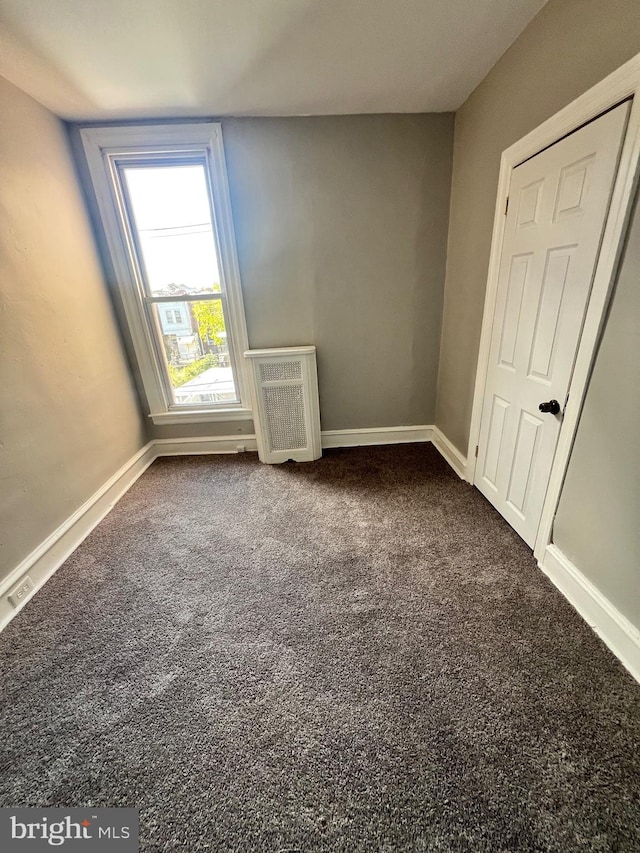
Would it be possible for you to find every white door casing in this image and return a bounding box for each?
[475,102,630,547]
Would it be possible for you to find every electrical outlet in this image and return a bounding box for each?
[8,576,34,609]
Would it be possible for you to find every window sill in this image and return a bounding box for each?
[149,408,253,426]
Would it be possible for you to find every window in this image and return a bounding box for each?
[80,124,251,424]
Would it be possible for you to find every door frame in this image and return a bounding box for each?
[466,51,640,563]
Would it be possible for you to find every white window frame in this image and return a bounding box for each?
[80,123,252,425]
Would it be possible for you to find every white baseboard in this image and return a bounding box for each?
[0,442,157,633]
[321,425,469,483]
[321,425,433,449]
[430,427,468,480]
[540,544,640,684]
[154,435,258,456]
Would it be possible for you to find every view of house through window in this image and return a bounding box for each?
[122,163,238,406]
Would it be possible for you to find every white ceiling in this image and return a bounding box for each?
[0,0,548,120]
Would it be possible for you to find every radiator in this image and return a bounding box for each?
[244,346,322,464]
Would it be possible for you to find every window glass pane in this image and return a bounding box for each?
[153,299,238,405]
[123,164,221,297]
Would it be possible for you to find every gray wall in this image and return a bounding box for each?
[72,113,453,439]
[0,76,146,583]
[553,189,640,628]
[214,114,452,432]
[436,0,640,453]
[79,114,454,439]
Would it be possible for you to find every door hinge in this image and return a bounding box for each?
[504,196,509,215]
[475,445,479,458]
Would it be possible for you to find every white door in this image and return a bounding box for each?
[475,102,629,547]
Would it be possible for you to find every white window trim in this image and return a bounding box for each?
[80,123,252,425]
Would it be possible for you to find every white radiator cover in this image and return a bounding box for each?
[244,346,322,464]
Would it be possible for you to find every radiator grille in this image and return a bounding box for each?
[259,360,302,383]
[263,385,307,451]
[245,346,321,463]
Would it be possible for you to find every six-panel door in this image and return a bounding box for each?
[476,102,629,547]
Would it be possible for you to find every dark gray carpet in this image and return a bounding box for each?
[1,444,639,852]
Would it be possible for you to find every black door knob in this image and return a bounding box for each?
[539,399,560,415]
